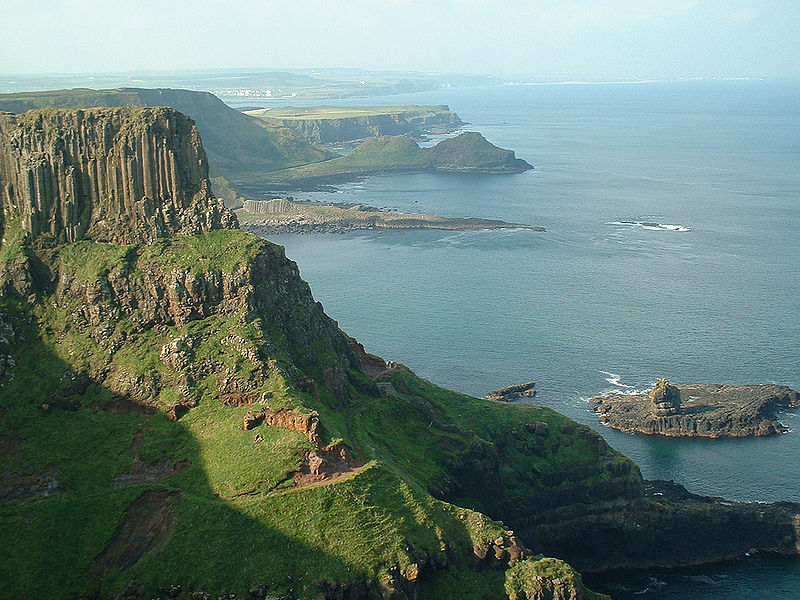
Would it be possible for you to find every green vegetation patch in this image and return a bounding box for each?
[137,229,269,273]
[505,558,611,600]
[0,211,28,268]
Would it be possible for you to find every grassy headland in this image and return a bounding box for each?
[258,132,532,187]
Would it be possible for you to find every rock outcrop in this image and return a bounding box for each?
[590,382,800,437]
[44,231,361,409]
[649,378,680,416]
[263,131,533,188]
[486,381,537,402]
[0,107,236,246]
[239,197,544,233]
[505,558,606,600]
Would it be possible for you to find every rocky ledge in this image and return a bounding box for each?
[486,381,537,402]
[590,379,800,438]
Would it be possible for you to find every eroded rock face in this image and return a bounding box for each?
[266,107,464,145]
[505,558,594,600]
[649,378,680,416]
[0,107,236,246]
[46,238,361,407]
[523,480,800,573]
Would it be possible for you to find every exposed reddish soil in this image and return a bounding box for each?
[349,340,390,379]
[293,443,362,488]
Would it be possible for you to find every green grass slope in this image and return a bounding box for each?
[261,132,532,185]
[0,227,617,600]
[0,88,335,178]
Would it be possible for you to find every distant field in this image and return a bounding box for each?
[246,105,454,120]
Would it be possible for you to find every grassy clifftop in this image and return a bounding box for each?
[0,225,617,600]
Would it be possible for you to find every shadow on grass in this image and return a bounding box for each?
[0,300,362,599]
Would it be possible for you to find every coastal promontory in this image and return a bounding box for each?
[3,106,800,600]
[591,379,800,438]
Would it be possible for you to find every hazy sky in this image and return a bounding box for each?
[1,0,798,78]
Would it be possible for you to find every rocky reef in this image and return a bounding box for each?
[590,381,800,437]
[0,108,236,247]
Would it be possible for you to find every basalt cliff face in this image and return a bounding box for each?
[0,88,336,178]
[0,108,236,249]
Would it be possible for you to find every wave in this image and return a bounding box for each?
[633,577,668,595]
[598,370,636,389]
[607,220,691,232]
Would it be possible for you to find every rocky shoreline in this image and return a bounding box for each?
[590,379,800,438]
[523,477,800,573]
[236,198,544,234]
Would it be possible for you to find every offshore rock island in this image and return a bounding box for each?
[591,379,800,438]
[2,106,800,600]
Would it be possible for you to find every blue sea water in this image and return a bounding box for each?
[254,81,800,598]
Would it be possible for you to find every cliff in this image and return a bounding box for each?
[590,382,800,438]
[0,88,335,178]
[0,107,601,600]
[2,108,798,600]
[0,108,236,247]
[247,105,464,145]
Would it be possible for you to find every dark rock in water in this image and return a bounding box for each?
[590,382,799,438]
[486,381,536,402]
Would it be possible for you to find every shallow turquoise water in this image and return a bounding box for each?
[252,81,800,597]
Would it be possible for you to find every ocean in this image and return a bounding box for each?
[249,80,800,598]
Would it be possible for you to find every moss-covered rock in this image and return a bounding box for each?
[505,559,610,600]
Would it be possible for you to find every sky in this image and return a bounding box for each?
[0,0,798,78]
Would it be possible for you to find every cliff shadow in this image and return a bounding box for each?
[0,301,367,600]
